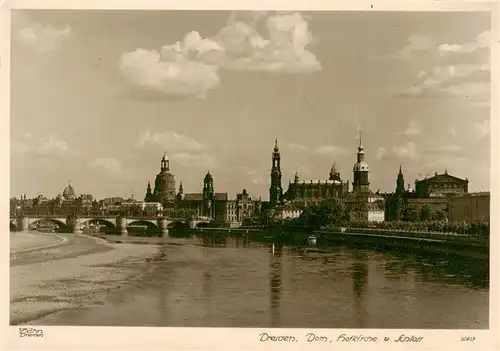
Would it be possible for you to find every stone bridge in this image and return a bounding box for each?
[10,215,212,236]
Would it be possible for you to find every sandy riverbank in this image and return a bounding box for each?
[10,235,159,325]
[10,232,64,252]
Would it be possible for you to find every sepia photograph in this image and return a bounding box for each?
[5,2,495,344]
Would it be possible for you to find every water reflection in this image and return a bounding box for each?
[269,243,283,326]
[351,251,368,328]
[53,233,488,329]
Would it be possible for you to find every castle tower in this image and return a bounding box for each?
[352,130,370,193]
[269,139,283,207]
[396,165,405,195]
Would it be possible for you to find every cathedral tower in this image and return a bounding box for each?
[352,131,370,193]
[269,139,283,207]
[396,165,405,195]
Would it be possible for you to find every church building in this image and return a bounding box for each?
[144,152,177,205]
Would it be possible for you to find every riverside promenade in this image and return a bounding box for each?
[314,228,489,260]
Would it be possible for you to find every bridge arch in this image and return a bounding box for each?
[80,218,116,228]
[128,220,158,228]
[28,218,67,231]
[168,221,187,229]
[195,221,211,228]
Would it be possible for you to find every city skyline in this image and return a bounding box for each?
[10,10,491,199]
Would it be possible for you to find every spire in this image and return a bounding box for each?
[294,172,299,183]
[179,181,184,193]
[358,129,364,152]
[399,164,402,174]
[274,138,279,152]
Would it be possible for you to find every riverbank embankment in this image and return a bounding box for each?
[314,229,489,260]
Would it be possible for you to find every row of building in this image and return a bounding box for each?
[12,134,490,225]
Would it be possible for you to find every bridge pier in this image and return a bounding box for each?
[117,216,128,236]
[157,218,169,237]
[16,216,29,232]
[72,218,82,234]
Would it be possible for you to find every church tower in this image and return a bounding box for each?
[144,181,153,202]
[269,139,283,207]
[396,165,405,195]
[203,171,215,218]
[176,181,184,201]
[352,130,370,193]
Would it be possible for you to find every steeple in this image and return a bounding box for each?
[352,129,370,193]
[179,181,183,194]
[269,138,283,207]
[294,172,299,183]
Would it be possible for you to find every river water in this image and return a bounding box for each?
[35,234,489,329]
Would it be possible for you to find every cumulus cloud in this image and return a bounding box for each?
[119,48,220,99]
[16,19,73,52]
[393,142,417,159]
[401,120,422,136]
[438,31,491,56]
[398,34,436,59]
[314,145,348,155]
[474,119,490,138]
[171,152,217,169]
[288,142,308,151]
[240,166,264,184]
[12,135,70,158]
[136,130,216,169]
[136,131,207,152]
[397,63,490,98]
[119,11,321,99]
[87,158,125,177]
[421,144,463,157]
[450,127,457,137]
[395,30,491,99]
[376,146,387,160]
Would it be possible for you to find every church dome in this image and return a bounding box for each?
[353,161,369,172]
[63,182,76,200]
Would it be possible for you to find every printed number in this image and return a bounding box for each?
[461,337,476,342]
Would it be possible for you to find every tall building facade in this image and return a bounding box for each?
[269,139,283,207]
[145,152,176,204]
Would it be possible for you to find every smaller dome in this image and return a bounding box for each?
[63,183,76,199]
[353,161,370,172]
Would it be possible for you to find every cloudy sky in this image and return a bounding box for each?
[10,10,491,200]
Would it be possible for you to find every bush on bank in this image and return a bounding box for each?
[347,220,490,237]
